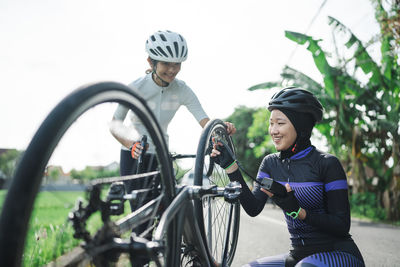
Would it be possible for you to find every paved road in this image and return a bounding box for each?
[231,204,400,267]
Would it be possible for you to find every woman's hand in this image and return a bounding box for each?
[261,183,306,220]
[210,139,238,173]
[260,183,292,197]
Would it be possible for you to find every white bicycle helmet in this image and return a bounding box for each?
[145,30,188,63]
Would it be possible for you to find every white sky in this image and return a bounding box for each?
[0,0,379,171]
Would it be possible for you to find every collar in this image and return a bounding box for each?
[279,138,312,160]
[290,146,314,160]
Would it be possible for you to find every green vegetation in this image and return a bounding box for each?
[24,191,82,266]
[1,186,137,266]
[225,106,270,179]
[0,149,22,186]
[350,192,386,221]
[0,190,104,266]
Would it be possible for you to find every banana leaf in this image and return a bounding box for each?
[328,16,383,87]
[285,30,336,98]
[247,81,281,91]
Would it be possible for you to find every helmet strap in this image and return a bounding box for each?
[153,71,169,87]
[150,59,169,87]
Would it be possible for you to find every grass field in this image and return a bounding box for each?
[0,190,101,266]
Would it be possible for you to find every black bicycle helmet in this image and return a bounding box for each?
[268,87,323,123]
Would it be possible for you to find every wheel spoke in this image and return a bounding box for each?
[193,119,240,266]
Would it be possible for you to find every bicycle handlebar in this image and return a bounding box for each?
[136,135,148,174]
[154,182,241,243]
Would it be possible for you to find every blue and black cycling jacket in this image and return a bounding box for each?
[228,146,353,247]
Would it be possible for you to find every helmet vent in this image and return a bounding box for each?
[160,34,167,41]
[149,48,159,57]
[285,91,297,97]
[151,35,156,42]
[291,99,307,104]
[180,46,186,57]
[174,42,179,57]
[156,46,168,57]
[166,46,174,57]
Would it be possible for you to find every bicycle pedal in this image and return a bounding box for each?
[224,181,242,203]
[107,182,126,215]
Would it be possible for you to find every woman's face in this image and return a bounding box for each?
[153,61,181,85]
[269,109,297,151]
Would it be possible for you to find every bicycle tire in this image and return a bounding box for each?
[0,82,178,266]
[193,119,240,266]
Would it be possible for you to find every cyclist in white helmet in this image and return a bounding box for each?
[109,29,235,239]
[110,30,235,266]
[111,29,236,172]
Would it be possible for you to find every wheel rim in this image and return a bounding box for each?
[193,119,240,266]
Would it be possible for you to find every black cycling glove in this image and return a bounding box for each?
[212,140,235,170]
[271,191,301,219]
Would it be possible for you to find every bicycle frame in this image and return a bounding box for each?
[64,176,240,267]
[0,83,240,267]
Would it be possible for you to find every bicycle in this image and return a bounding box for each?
[0,82,241,266]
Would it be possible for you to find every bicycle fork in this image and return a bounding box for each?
[153,182,241,267]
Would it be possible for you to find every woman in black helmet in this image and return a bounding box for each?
[211,87,365,266]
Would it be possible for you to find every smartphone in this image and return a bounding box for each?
[259,177,287,197]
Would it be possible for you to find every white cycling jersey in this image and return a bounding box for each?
[113,73,208,153]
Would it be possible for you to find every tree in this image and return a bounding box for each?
[225,106,273,180]
[371,0,400,220]
[246,108,275,159]
[248,1,400,220]
[0,149,22,182]
[49,168,61,182]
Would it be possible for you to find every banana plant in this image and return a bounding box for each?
[248,1,400,220]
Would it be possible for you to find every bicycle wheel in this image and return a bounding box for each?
[0,82,178,266]
[193,119,240,266]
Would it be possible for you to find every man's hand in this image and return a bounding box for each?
[224,122,236,136]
